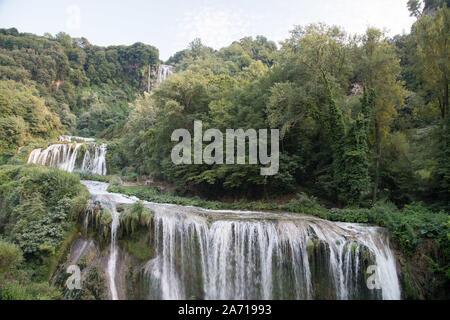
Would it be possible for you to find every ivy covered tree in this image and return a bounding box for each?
[412,5,449,119]
[357,28,405,205]
[332,90,375,205]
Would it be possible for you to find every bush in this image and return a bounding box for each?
[0,238,61,300]
[119,201,152,236]
[73,169,112,183]
[0,165,89,279]
[281,193,327,216]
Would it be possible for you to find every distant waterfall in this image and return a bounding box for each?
[81,181,401,301]
[155,65,174,86]
[27,136,107,175]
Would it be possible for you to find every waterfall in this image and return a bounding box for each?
[81,181,138,300]
[81,181,401,300]
[27,137,107,175]
[145,210,400,300]
[59,135,95,143]
[108,206,120,300]
[156,64,174,86]
[80,143,107,175]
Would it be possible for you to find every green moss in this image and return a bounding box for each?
[401,265,421,300]
[100,208,112,225]
[119,201,153,236]
[124,241,153,261]
[306,239,315,257]
[351,242,358,258]
[119,230,154,262]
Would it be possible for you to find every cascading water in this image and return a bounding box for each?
[145,209,400,300]
[80,143,107,175]
[27,136,107,175]
[81,181,138,300]
[59,135,95,143]
[156,64,174,86]
[80,181,401,300]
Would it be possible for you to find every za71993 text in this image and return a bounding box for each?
[221,304,272,316]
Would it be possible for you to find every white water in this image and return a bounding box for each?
[27,137,107,175]
[59,135,96,143]
[81,180,401,300]
[156,64,174,86]
[80,143,107,175]
[81,181,138,300]
[70,239,95,266]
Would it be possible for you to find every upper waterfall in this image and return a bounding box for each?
[27,136,107,175]
[155,64,174,86]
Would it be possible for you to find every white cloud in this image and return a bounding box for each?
[176,6,260,50]
[66,4,81,31]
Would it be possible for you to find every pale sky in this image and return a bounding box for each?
[0,0,415,60]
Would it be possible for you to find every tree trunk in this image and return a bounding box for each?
[264,182,269,200]
[372,120,381,206]
[147,64,151,92]
[444,79,448,119]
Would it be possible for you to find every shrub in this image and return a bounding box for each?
[119,201,152,236]
[0,165,88,279]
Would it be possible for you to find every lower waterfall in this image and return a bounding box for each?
[81,181,401,300]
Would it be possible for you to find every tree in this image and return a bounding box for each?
[432,116,450,210]
[408,0,423,17]
[336,90,375,205]
[412,5,449,119]
[357,28,405,205]
[267,24,353,133]
[0,80,61,158]
[408,0,450,16]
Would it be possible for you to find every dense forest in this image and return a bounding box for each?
[0,0,449,299]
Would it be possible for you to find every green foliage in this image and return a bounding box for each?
[0,18,449,298]
[0,280,61,300]
[0,165,88,280]
[0,238,62,300]
[120,236,153,262]
[84,204,113,244]
[72,169,113,183]
[0,80,61,160]
[0,28,160,142]
[431,117,450,210]
[119,202,151,235]
[0,238,24,281]
[281,193,327,217]
[325,202,449,255]
[412,5,449,119]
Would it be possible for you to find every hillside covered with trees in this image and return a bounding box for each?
[0,0,448,300]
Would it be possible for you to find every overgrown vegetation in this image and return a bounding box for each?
[106,5,449,213]
[0,0,448,299]
[0,165,89,299]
